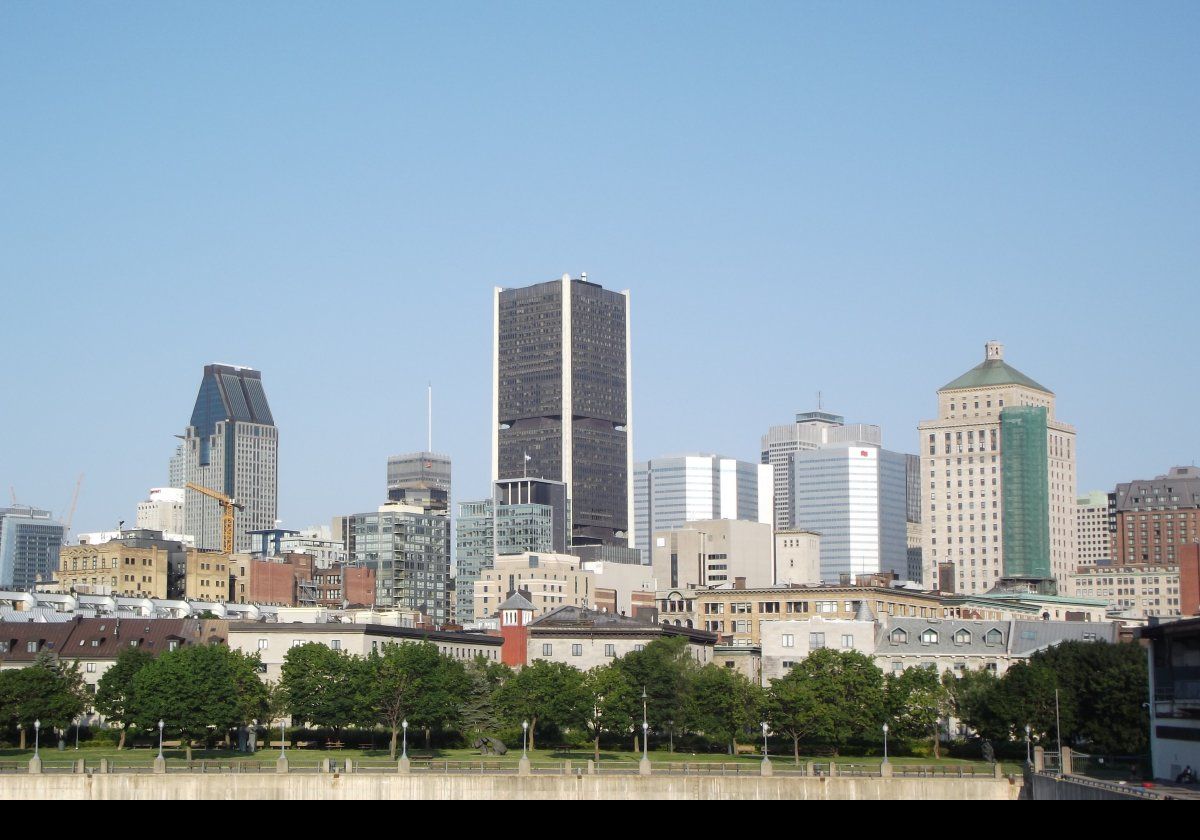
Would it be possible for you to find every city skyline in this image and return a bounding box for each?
[3,4,1198,537]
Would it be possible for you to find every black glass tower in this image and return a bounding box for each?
[493,274,632,548]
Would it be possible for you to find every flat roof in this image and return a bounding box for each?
[228,622,502,646]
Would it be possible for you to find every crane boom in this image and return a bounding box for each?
[185,482,244,554]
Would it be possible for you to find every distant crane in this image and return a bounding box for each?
[186,482,243,555]
[63,473,84,537]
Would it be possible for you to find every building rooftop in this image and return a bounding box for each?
[940,342,1051,394]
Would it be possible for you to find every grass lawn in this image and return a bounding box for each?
[0,743,1018,773]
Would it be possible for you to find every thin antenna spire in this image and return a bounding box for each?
[427,382,433,452]
[817,390,823,411]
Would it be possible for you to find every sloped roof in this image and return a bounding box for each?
[941,359,1051,393]
[497,591,536,612]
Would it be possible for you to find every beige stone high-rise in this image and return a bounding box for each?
[918,342,1076,596]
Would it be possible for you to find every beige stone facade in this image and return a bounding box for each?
[57,543,171,599]
[651,519,774,591]
[774,529,821,586]
[184,550,230,602]
[1070,564,1183,618]
[474,552,593,620]
[919,342,1077,596]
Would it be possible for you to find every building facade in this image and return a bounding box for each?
[387,451,451,513]
[0,507,64,591]
[918,342,1077,595]
[454,478,569,624]
[761,410,882,531]
[791,443,910,582]
[634,454,772,559]
[136,488,185,535]
[650,519,775,591]
[339,503,451,626]
[474,552,593,621]
[1070,565,1182,619]
[521,605,716,671]
[180,364,278,553]
[1076,491,1112,568]
[1110,466,1200,566]
[775,529,822,587]
[493,274,632,548]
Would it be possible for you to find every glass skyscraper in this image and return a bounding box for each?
[180,364,278,553]
[0,506,64,590]
[493,274,632,548]
[341,504,451,624]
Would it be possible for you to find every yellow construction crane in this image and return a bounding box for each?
[185,482,244,555]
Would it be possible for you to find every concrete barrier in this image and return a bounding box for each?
[0,773,1022,801]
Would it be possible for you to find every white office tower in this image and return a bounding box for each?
[136,488,185,534]
[761,411,882,531]
[634,454,772,559]
[1076,491,1111,568]
[792,442,910,583]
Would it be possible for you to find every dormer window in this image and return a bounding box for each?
[953,629,971,645]
[890,629,907,644]
[26,641,38,653]
[985,629,1003,646]
[920,629,939,645]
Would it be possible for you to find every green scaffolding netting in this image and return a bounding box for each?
[1001,405,1051,580]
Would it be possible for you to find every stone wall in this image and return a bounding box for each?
[0,773,1021,801]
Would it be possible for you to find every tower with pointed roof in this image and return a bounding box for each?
[918,342,1076,596]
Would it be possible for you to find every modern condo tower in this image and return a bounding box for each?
[493,274,632,548]
[181,364,278,553]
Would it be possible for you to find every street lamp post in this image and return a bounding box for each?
[642,722,649,762]
[1025,724,1032,766]
[33,720,41,760]
[280,719,286,756]
[667,719,674,754]
[157,720,165,760]
[402,719,408,760]
[882,723,889,764]
[761,722,769,760]
[641,686,648,755]
[74,716,80,751]
[522,720,529,759]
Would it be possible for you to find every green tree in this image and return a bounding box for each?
[614,636,697,749]
[131,644,269,754]
[944,667,1007,742]
[790,648,885,755]
[495,659,585,751]
[460,657,511,748]
[885,665,952,757]
[280,643,364,736]
[0,654,87,749]
[767,669,828,764]
[685,664,764,755]
[94,647,155,749]
[364,642,467,759]
[579,663,637,761]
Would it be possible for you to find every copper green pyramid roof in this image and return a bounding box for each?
[940,346,1052,393]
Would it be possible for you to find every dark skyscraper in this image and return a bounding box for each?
[493,274,632,548]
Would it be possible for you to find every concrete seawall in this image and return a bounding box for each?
[0,773,1022,800]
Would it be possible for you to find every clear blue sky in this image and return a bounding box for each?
[2,2,1197,536]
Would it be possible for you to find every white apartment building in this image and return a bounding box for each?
[792,443,909,583]
[918,342,1077,596]
[761,410,882,531]
[634,454,772,558]
[136,488,185,535]
[775,529,821,586]
[759,616,877,685]
[1076,491,1112,567]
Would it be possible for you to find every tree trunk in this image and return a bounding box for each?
[118,728,126,751]
[594,734,600,763]
[794,736,800,765]
[633,733,639,754]
[424,727,431,750]
[389,726,398,761]
[185,743,193,763]
[529,717,537,752]
[933,726,941,759]
[18,727,25,751]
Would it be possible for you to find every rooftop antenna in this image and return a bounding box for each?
[817,391,823,411]
[427,382,433,452]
